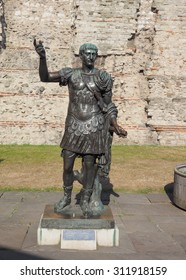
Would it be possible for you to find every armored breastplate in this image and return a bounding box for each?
[68,71,101,121]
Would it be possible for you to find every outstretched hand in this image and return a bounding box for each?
[33,38,46,59]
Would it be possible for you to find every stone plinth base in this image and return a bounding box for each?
[37,205,119,250]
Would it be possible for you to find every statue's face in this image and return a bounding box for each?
[80,48,97,67]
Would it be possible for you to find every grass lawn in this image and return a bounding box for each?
[0,144,186,193]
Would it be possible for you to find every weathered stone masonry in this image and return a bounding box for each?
[0,0,186,145]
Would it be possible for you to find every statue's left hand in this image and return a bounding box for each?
[110,118,127,137]
[113,124,127,138]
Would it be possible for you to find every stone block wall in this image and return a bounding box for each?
[0,0,186,145]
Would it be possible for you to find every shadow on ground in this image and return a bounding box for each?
[0,247,47,260]
[164,182,186,212]
[164,182,174,203]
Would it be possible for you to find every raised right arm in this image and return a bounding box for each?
[34,39,61,83]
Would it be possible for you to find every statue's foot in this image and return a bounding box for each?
[54,196,71,213]
[54,185,73,213]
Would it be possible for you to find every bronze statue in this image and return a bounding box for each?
[34,39,127,217]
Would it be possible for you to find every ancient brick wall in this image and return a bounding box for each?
[0,0,186,145]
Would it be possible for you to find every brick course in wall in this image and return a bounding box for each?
[0,0,186,145]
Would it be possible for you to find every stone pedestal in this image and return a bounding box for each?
[37,205,119,250]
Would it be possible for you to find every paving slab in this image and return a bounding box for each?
[129,231,185,254]
[156,221,186,234]
[149,215,186,224]
[121,217,160,233]
[0,224,29,249]
[146,193,172,203]
[113,193,151,204]
[0,191,26,202]
[21,223,38,250]
[172,235,186,252]
[119,202,185,216]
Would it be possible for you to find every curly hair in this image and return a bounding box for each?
[79,43,98,55]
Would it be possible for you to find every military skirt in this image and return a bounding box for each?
[60,112,106,155]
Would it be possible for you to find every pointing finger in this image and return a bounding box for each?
[33,38,37,47]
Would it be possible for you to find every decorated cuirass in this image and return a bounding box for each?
[67,70,104,136]
[59,67,113,154]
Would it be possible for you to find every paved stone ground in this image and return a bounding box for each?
[0,191,186,260]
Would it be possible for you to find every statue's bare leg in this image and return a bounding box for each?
[80,154,97,217]
[54,150,76,212]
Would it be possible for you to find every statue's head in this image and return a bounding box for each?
[79,43,98,68]
[79,43,98,56]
